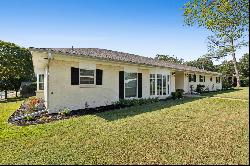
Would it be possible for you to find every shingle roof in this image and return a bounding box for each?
[30,47,221,75]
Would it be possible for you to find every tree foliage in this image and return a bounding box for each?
[185,56,216,71]
[215,60,235,76]
[0,40,34,98]
[183,0,249,87]
[155,54,184,64]
[238,53,249,78]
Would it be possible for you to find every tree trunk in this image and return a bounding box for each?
[16,90,18,97]
[232,52,240,87]
[4,90,7,99]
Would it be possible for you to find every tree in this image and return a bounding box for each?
[183,0,249,87]
[238,53,249,78]
[155,54,184,64]
[185,56,216,71]
[0,40,34,98]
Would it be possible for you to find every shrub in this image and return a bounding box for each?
[222,79,233,90]
[115,97,159,107]
[24,115,35,121]
[20,97,45,114]
[240,78,249,87]
[171,92,177,100]
[196,84,205,94]
[175,89,184,98]
[59,107,72,116]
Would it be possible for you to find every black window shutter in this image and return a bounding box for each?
[96,69,103,85]
[193,74,196,82]
[138,73,142,98]
[119,71,124,99]
[203,76,206,82]
[71,67,79,85]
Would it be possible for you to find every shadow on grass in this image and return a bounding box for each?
[95,97,200,122]
[200,89,241,97]
[0,97,26,103]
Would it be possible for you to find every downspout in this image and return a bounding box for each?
[46,52,51,110]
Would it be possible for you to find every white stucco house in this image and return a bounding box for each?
[30,47,222,113]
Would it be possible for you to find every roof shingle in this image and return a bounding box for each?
[30,47,221,75]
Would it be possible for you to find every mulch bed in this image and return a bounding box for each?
[8,104,129,126]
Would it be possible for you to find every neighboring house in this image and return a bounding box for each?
[30,48,222,113]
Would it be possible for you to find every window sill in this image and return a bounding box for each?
[79,84,97,88]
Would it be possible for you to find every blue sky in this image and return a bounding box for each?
[0,0,248,63]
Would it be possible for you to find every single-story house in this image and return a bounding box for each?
[30,47,222,113]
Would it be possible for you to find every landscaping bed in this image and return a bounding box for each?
[8,97,163,126]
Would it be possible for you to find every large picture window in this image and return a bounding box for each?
[150,74,155,95]
[80,69,95,84]
[150,74,170,96]
[125,73,137,98]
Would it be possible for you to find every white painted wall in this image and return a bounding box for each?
[32,51,222,113]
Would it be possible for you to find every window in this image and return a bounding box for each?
[163,75,167,95]
[150,74,155,95]
[157,74,162,95]
[203,76,206,82]
[210,77,213,82]
[167,75,170,94]
[199,75,204,82]
[188,74,192,82]
[38,74,44,90]
[150,74,170,96]
[189,74,196,82]
[80,69,95,84]
[125,73,137,98]
[216,77,221,83]
[193,74,196,82]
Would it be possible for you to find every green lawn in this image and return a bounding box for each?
[0,90,249,165]
[201,87,249,100]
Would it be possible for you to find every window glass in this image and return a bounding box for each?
[157,74,162,95]
[38,74,44,90]
[163,75,166,95]
[80,69,94,76]
[125,73,137,98]
[150,74,155,95]
[80,69,95,85]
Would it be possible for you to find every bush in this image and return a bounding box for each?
[171,92,177,100]
[24,115,35,121]
[115,97,159,107]
[20,82,36,97]
[59,107,72,116]
[20,97,45,114]
[222,78,233,90]
[175,89,184,98]
[240,78,249,87]
[195,84,205,94]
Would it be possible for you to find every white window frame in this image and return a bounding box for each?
[150,73,170,97]
[150,74,156,96]
[79,68,96,86]
[124,72,138,99]
[37,73,44,91]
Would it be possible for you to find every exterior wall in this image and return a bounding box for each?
[32,51,222,113]
[31,52,48,106]
[32,53,174,113]
[184,73,222,93]
[175,72,184,90]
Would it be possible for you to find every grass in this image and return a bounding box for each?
[0,90,249,165]
[200,87,249,100]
